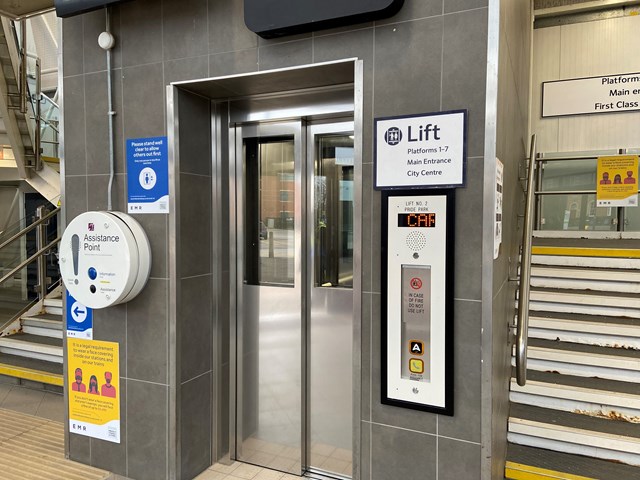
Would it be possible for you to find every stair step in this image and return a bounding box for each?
[524,369,640,396]
[510,377,640,420]
[506,443,640,480]
[533,254,640,270]
[518,339,640,383]
[527,311,640,349]
[43,296,62,316]
[531,265,640,293]
[532,265,640,282]
[0,353,62,387]
[21,313,62,339]
[528,287,640,318]
[0,333,62,363]
[509,404,640,466]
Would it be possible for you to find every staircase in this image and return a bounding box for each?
[0,15,60,205]
[0,286,62,389]
[506,235,640,479]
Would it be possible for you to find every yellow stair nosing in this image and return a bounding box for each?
[0,362,63,386]
[532,246,640,258]
[506,461,597,480]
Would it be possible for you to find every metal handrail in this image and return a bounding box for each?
[0,206,60,252]
[0,237,59,287]
[516,134,537,386]
[19,19,26,114]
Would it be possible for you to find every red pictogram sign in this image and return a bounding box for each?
[410,277,422,289]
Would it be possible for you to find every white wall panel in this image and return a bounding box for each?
[532,15,640,153]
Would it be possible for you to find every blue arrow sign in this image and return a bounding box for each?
[66,291,93,339]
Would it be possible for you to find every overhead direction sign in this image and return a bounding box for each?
[542,72,640,117]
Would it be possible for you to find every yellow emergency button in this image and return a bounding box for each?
[409,358,424,374]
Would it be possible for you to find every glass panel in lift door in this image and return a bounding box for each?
[243,136,296,286]
[314,134,355,288]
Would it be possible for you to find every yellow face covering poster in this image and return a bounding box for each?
[68,339,120,443]
[596,155,639,207]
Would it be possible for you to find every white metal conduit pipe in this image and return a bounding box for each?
[516,134,537,387]
[99,7,116,211]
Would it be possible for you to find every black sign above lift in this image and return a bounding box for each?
[54,0,127,18]
[244,0,405,39]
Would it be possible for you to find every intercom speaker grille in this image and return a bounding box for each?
[406,231,427,251]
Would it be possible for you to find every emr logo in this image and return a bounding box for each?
[384,127,402,146]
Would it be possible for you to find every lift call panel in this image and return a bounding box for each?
[382,190,453,415]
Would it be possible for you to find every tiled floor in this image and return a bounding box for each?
[0,382,64,422]
[196,461,304,480]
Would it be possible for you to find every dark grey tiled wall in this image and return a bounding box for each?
[176,89,213,479]
[62,0,490,478]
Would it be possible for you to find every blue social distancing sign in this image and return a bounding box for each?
[126,136,169,214]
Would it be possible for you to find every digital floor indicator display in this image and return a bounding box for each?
[381,190,454,414]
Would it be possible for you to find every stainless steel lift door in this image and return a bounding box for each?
[307,123,354,478]
[235,120,354,478]
[235,121,304,474]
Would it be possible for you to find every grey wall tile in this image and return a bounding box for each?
[63,176,88,221]
[122,63,165,139]
[180,372,212,479]
[87,174,126,212]
[178,91,211,176]
[360,293,373,422]
[258,30,311,46]
[370,192,382,294]
[209,49,259,77]
[215,362,230,461]
[373,18,443,117]
[371,296,437,434]
[127,380,168,480]
[360,421,371,480]
[376,0,443,25]
[63,75,87,176]
[69,431,91,464]
[361,163,374,293]
[438,299,482,442]
[258,39,312,71]
[163,0,209,61]
[63,16,84,77]
[314,22,374,37]
[131,214,168,279]
[164,56,209,86]
[83,8,120,73]
[453,157,483,301]
[208,0,258,54]
[370,423,436,480]
[437,437,481,480]
[120,0,162,67]
[91,382,127,475]
[93,303,127,378]
[84,70,125,175]
[445,0,488,14]
[126,279,168,384]
[442,8,488,158]
[179,173,212,278]
[313,27,374,68]
[180,275,212,383]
